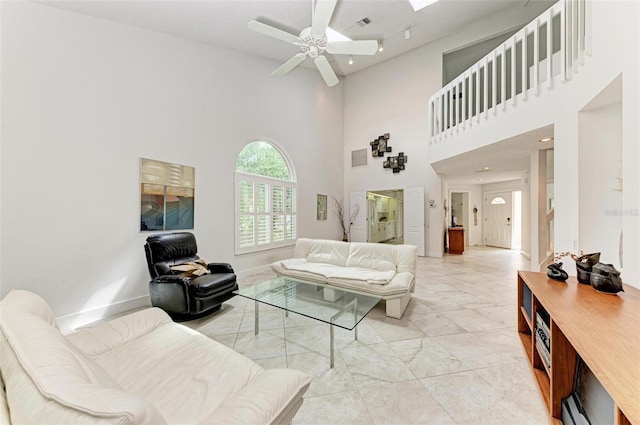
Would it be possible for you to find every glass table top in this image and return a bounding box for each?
[234,276,382,330]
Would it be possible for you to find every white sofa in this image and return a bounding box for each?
[0,290,311,424]
[271,238,417,319]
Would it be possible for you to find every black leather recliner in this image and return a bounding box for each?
[144,232,238,320]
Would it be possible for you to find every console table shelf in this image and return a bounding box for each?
[517,271,640,425]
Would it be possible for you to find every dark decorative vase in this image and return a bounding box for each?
[590,263,624,294]
[575,252,601,284]
[547,262,569,282]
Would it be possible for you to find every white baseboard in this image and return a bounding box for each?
[57,295,151,335]
[237,264,272,279]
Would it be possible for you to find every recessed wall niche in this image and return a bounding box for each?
[140,158,195,231]
[578,76,623,268]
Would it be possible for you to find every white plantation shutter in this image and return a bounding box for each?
[235,172,297,254]
[238,181,254,248]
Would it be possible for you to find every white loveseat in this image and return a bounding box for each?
[0,290,311,424]
[271,238,417,319]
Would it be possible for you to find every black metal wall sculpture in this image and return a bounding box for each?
[370,133,391,157]
[383,152,408,174]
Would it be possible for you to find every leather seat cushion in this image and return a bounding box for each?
[189,273,237,297]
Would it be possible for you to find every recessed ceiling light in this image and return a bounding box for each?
[409,0,440,12]
[539,137,554,143]
[404,28,411,40]
[378,41,384,52]
[348,56,354,65]
[478,178,484,182]
[476,167,490,173]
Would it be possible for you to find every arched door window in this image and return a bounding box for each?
[235,141,297,253]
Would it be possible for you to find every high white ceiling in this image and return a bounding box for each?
[44,0,555,77]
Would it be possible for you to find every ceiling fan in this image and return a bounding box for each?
[248,0,378,87]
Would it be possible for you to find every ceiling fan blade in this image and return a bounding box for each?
[314,55,339,87]
[248,20,301,45]
[271,53,307,77]
[311,0,338,38]
[326,40,379,55]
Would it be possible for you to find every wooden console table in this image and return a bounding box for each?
[447,227,464,254]
[517,271,639,425]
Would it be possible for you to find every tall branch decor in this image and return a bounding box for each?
[333,197,360,242]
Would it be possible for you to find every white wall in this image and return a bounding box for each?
[0,2,344,326]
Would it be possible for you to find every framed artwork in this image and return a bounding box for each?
[317,194,328,220]
[140,158,195,231]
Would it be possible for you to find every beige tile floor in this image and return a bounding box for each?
[183,247,548,425]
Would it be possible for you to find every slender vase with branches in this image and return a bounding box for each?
[333,197,360,242]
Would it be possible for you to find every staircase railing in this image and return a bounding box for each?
[429,0,590,144]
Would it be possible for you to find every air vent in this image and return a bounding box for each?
[357,17,372,28]
[351,149,368,167]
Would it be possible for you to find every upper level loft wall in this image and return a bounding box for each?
[443,30,517,86]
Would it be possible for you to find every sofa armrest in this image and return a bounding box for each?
[66,308,172,357]
[203,369,312,425]
[207,262,235,274]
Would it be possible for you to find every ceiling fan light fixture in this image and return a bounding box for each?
[348,56,354,65]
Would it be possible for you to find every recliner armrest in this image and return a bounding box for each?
[149,276,190,315]
[207,263,235,274]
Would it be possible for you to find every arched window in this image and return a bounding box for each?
[491,197,507,205]
[235,141,297,253]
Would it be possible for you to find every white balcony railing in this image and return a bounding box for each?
[429,0,590,144]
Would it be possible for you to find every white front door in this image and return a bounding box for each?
[349,192,366,242]
[404,186,425,256]
[485,192,512,249]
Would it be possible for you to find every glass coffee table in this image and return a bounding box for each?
[234,276,382,368]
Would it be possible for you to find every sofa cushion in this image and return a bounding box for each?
[0,290,165,424]
[70,313,311,424]
[293,238,350,267]
[345,242,417,274]
[270,260,328,284]
[328,272,415,297]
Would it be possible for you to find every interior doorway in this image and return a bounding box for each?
[366,189,404,244]
[450,192,470,246]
